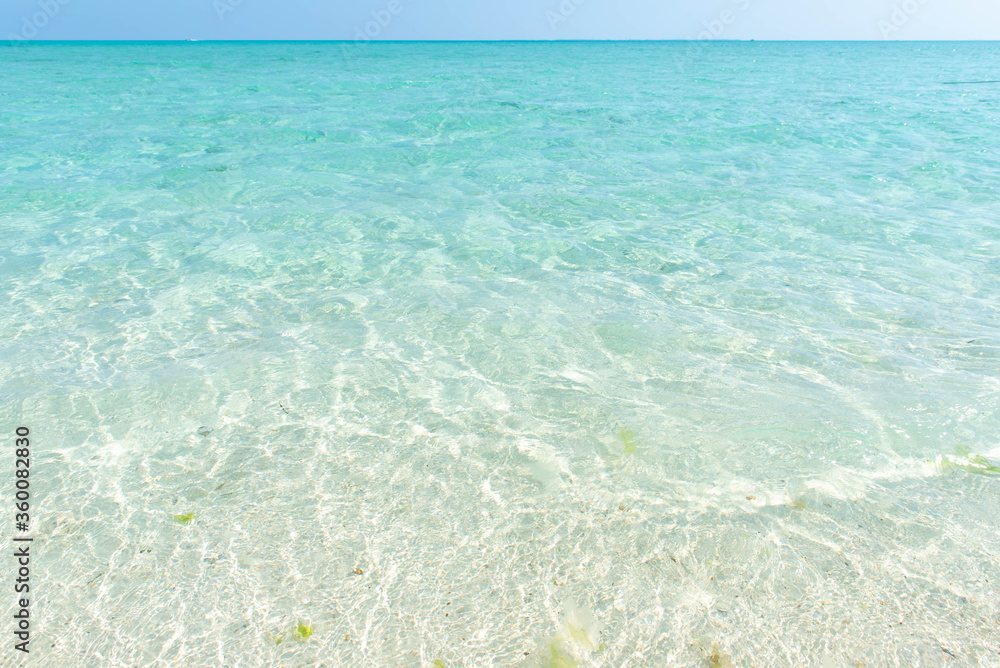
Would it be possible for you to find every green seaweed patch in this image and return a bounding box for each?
[545,640,579,668]
[619,428,638,455]
[692,640,733,667]
[431,661,447,668]
[930,446,1000,476]
[535,598,601,667]
[269,632,284,646]
[705,643,733,668]
[294,621,313,640]
[173,513,195,524]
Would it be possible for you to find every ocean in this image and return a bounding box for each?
[1,41,999,666]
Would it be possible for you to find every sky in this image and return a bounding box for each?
[3,0,1000,42]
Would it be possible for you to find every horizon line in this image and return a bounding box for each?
[6,38,1000,43]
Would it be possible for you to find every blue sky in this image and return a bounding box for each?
[4,0,1000,41]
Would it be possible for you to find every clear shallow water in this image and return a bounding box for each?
[1,41,999,666]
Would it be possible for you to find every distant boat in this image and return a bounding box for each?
[186,38,198,42]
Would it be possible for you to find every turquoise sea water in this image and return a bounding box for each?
[2,41,999,666]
